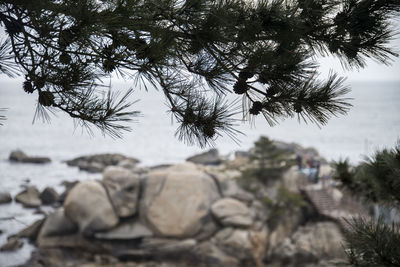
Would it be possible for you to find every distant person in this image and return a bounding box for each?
[296,154,303,170]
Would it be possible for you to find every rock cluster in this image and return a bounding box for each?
[65,153,140,173]
[6,146,348,267]
[19,163,271,266]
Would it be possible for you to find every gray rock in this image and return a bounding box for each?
[16,219,45,241]
[9,150,27,162]
[140,237,197,252]
[15,186,42,207]
[291,222,346,260]
[269,222,346,265]
[95,219,152,240]
[0,191,12,204]
[196,241,239,267]
[9,150,51,164]
[140,163,220,238]
[64,180,119,235]
[211,198,253,228]
[117,158,139,170]
[77,161,104,173]
[40,187,59,205]
[102,166,140,218]
[38,208,77,239]
[0,237,23,251]
[208,170,254,202]
[214,227,268,264]
[186,149,222,165]
[66,153,139,173]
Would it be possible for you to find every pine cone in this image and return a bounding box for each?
[4,19,23,36]
[233,79,248,94]
[239,70,254,80]
[249,101,263,115]
[23,81,34,94]
[38,91,55,107]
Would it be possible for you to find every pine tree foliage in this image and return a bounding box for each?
[333,142,400,266]
[344,217,400,267]
[333,143,400,205]
[249,136,292,180]
[0,0,399,143]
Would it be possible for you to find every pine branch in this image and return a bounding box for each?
[0,0,399,143]
[344,216,400,267]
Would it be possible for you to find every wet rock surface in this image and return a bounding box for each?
[15,186,42,208]
[9,150,51,164]
[0,191,12,204]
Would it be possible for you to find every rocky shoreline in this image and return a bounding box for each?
[0,142,351,267]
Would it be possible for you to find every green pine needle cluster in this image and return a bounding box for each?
[344,217,400,267]
[333,142,400,266]
[0,0,399,144]
[333,143,400,205]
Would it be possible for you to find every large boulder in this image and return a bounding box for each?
[9,150,51,164]
[15,186,42,207]
[40,187,59,205]
[186,149,222,165]
[140,163,220,238]
[58,180,79,203]
[64,180,119,235]
[0,191,12,204]
[65,153,139,173]
[102,166,141,218]
[211,198,253,228]
[208,169,254,202]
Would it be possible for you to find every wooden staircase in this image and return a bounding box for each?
[298,175,369,230]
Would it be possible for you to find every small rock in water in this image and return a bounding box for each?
[0,191,12,204]
[9,150,51,164]
[15,186,42,208]
[0,237,23,251]
[40,187,59,205]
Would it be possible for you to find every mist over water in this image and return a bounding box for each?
[0,79,399,266]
